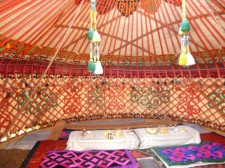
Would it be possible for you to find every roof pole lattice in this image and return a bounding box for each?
[87,0,103,75]
[178,0,195,66]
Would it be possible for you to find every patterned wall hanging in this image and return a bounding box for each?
[176,90,201,116]
[0,105,11,135]
[208,89,225,115]
[175,80,201,116]
[107,81,125,112]
[117,0,140,17]
[130,84,170,110]
[17,89,58,116]
[1,77,225,141]
[96,0,116,15]
[140,0,161,14]
[88,85,104,107]
[63,83,82,114]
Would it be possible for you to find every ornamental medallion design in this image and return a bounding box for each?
[176,80,201,115]
[117,0,140,17]
[17,89,58,115]
[208,89,225,115]
[107,82,125,112]
[63,84,82,114]
[130,85,170,110]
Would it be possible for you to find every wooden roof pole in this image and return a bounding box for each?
[1,0,85,139]
[0,0,24,14]
[1,1,67,60]
[108,1,123,77]
[0,1,52,47]
[203,0,225,70]
[161,0,179,77]
[188,0,221,78]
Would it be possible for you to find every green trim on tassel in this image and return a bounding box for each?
[88,28,94,40]
[181,19,190,32]
[87,59,96,72]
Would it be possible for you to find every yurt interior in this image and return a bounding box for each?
[0,0,225,168]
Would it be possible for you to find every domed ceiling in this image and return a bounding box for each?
[0,0,225,77]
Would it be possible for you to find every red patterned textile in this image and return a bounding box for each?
[201,133,225,146]
[21,140,67,168]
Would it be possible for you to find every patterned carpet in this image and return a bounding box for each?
[40,149,138,168]
[1,119,225,168]
[20,131,225,168]
[151,142,225,168]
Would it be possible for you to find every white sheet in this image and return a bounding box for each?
[66,129,140,151]
[134,126,201,149]
[66,126,201,151]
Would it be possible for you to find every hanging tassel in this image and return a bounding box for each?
[88,0,103,75]
[185,46,195,66]
[91,31,101,43]
[88,58,96,72]
[94,61,103,75]
[178,0,195,66]
[93,45,103,75]
[178,52,187,66]
[6,42,11,49]
[186,52,195,66]
[88,28,94,40]
[90,0,97,29]
[180,19,190,32]
[178,27,184,36]
[87,43,96,72]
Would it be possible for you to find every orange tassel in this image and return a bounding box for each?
[6,42,11,49]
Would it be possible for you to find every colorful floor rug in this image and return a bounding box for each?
[151,142,225,168]
[40,149,138,168]
[21,129,225,168]
[58,129,74,140]
[201,132,225,146]
[21,140,67,168]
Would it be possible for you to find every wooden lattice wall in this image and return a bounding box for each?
[0,76,225,142]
